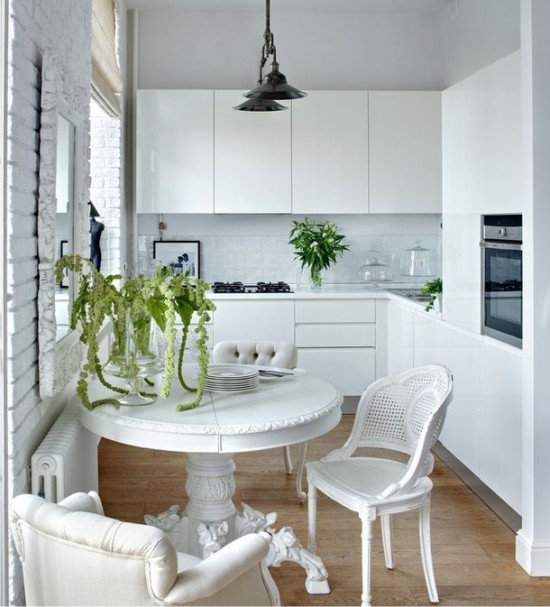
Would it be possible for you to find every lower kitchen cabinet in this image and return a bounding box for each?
[211,300,295,344]
[386,301,522,513]
[295,299,377,397]
[297,348,376,397]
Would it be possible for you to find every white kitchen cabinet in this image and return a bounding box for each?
[369,91,442,214]
[467,51,522,215]
[413,312,481,476]
[291,92,369,214]
[214,91,291,214]
[295,299,377,397]
[442,51,521,334]
[478,341,522,513]
[136,90,214,213]
[298,348,376,397]
[211,299,294,344]
[295,299,375,324]
[385,299,414,375]
[385,300,522,513]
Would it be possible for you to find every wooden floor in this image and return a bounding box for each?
[98,415,550,606]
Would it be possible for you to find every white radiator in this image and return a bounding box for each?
[31,402,100,502]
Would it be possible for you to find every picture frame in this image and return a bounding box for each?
[59,240,70,288]
[153,240,200,279]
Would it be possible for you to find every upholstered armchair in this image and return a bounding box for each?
[11,491,280,606]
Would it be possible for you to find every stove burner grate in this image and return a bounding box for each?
[211,281,293,294]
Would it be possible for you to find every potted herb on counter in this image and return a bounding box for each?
[421,277,442,313]
[55,255,215,411]
[289,217,349,288]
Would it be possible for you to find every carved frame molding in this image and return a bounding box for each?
[37,50,90,399]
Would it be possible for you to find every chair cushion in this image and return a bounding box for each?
[307,457,432,512]
[213,341,298,369]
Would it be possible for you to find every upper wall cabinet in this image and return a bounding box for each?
[369,91,442,214]
[441,50,521,335]
[136,90,214,213]
[214,91,291,214]
[291,92,369,214]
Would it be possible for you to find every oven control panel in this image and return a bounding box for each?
[482,214,522,242]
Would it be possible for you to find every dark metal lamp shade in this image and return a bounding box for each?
[245,61,307,101]
[234,97,288,112]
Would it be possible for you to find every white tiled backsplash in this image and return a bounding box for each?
[137,214,441,286]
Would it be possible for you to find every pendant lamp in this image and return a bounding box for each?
[234,0,306,112]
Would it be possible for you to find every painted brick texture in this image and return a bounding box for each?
[6,1,91,603]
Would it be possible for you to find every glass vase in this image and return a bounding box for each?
[104,311,163,406]
[309,267,324,289]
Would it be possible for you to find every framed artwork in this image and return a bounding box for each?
[59,240,70,288]
[153,240,200,279]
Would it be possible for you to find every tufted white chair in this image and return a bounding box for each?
[11,491,279,606]
[212,340,306,501]
[306,364,453,607]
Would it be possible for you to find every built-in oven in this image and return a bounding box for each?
[480,214,522,348]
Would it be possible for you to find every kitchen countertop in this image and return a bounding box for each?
[207,283,437,314]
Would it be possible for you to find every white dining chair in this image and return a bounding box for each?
[11,491,279,606]
[212,340,307,501]
[306,364,453,607]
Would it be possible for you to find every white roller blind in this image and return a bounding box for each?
[91,0,123,115]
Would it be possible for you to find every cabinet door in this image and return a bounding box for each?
[478,342,522,513]
[298,348,376,396]
[212,300,294,344]
[369,91,441,213]
[295,299,375,324]
[291,92,369,214]
[214,91,291,213]
[468,51,521,214]
[413,313,480,475]
[136,90,214,213]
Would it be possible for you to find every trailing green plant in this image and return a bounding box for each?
[289,218,349,287]
[421,277,442,312]
[55,255,215,411]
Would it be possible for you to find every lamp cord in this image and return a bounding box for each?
[259,0,276,82]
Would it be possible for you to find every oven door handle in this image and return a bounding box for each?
[480,240,522,251]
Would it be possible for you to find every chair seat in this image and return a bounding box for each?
[308,457,433,512]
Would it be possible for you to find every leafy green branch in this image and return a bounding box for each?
[55,255,215,411]
[289,218,349,287]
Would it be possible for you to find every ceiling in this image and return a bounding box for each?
[123,0,449,14]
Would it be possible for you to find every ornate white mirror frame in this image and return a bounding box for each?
[38,50,90,399]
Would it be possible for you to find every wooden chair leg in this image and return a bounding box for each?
[295,442,307,502]
[419,499,439,604]
[381,514,395,569]
[307,481,318,554]
[283,445,293,475]
[359,512,374,607]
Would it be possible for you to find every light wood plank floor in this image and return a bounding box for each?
[98,415,550,606]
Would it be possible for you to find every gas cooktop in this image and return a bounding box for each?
[211,281,293,294]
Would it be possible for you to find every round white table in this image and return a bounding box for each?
[79,368,343,593]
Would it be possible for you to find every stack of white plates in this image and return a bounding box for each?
[205,364,260,393]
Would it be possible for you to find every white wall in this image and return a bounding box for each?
[137,8,442,90]
[138,213,443,285]
[5,1,91,603]
[437,0,521,87]
[135,3,520,91]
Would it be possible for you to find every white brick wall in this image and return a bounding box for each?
[6,1,92,603]
[90,100,122,277]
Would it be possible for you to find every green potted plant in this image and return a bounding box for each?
[55,255,215,411]
[289,218,349,288]
[421,277,442,312]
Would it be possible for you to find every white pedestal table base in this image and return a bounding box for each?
[144,452,330,594]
